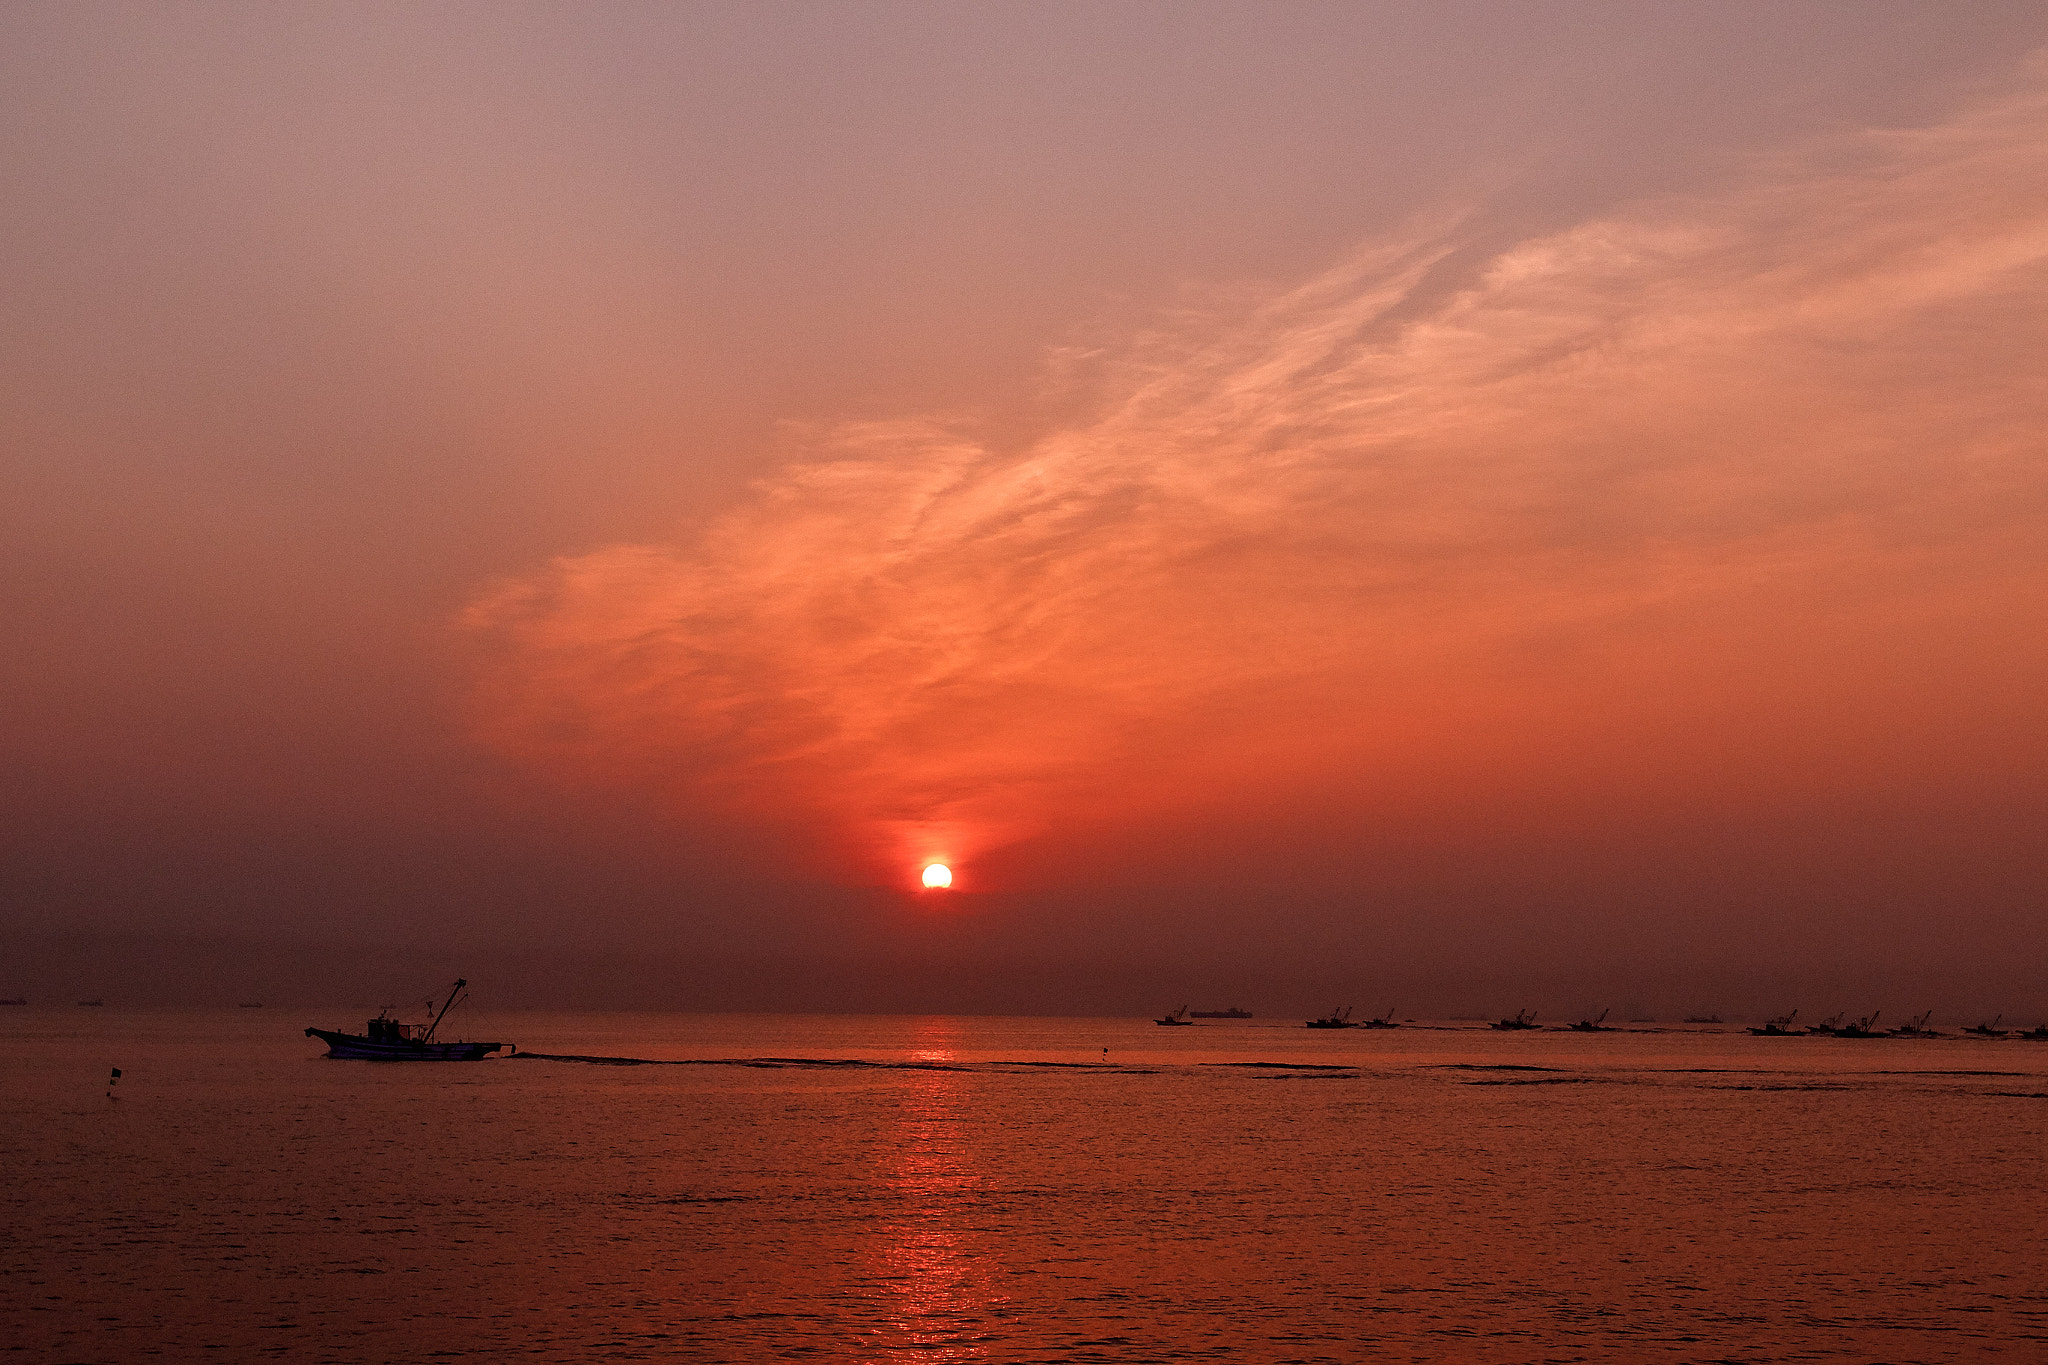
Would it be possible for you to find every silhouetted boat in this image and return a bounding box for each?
[1361,1007,1400,1029]
[305,979,507,1060]
[1189,1007,1252,1019]
[1888,1010,1940,1038]
[1155,1006,1194,1026]
[2020,1024,2048,1042]
[1749,1011,1801,1036]
[1806,1012,1846,1036]
[76,999,104,1007]
[1683,1014,1722,1024]
[1963,1015,2008,1039]
[237,1002,264,1009]
[0,998,24,1006]
[1305,1006,1358,1029]
[1833,1012,1886,1039]
[1567,1009,1616,1033]
[1491,1010,1539,1031]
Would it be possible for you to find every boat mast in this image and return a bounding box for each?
[422,978,467,1043]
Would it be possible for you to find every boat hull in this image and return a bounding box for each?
[305,1027,505,1060]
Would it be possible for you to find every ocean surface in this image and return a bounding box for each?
[4,1009,2045,1363]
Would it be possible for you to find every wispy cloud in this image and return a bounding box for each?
[465,65,2048,886]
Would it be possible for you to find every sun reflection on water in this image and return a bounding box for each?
[861,1021,1009,1361]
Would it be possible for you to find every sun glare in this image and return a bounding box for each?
[921,863,953,889]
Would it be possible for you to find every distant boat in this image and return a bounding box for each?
[1683,1014,1722,1024]
[305,979,507,1060]
[1962,1015,2009,1039]
[0,998,25,1007]
[1806,1012,1846,1036]
[1189,1007,1252,1019]
[1749,1011,1802,1037]
[1889,1010,1940,1038]
[76,999,104,1007]
[1305,1006,1358,1029]
[1491,1010,1540,1031]
[2019,1023,2048,1042]
[1360,1007,1400,1029]
[1154,1006,1195,1026]
[237,1002,264,1009]
[1567,1009,1616,1033]
[1833,1012,1887,1039]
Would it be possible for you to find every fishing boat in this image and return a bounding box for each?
[1361,1007,1401,1029]
[1567,1009,1616,1033]
[1749,1011,1801,1037]
[1189,1007,1252,1019]
[2020,1024,2048,1042]
[1962,1015,2008,1039]
[1806,1012,1846,1036]
[1832,1012,1886,1039]
[1154,1006,1195,1026]
[0,997,25,1006]
[1888,1010,1940,1038]
[1491,1009,1539,1031]
[1305,1006,1358,1029]
[305,979,507,1060]
[1683,1014,1722,1024]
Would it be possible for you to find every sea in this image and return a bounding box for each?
[4,1009,2044,1363]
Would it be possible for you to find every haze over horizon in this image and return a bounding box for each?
[5,3,2046,1015]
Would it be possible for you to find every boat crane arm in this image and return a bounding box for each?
[423,978,467,1043]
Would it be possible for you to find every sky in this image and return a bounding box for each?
[4,2,2046,1013]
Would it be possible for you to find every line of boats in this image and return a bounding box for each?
[1156,1005,1402,1028]
[22,983,2048,1053]
[1742,1010,2048,1039]
[1154,1004,2048,1038]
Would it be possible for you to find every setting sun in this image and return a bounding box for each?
[921,863,953,889]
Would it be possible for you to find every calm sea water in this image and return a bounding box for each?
[4,1009,2045,1363]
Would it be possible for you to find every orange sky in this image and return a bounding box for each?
[467,72,2048,897]
[4,4,2045,1010]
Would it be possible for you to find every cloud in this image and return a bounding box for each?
[464,66,2048,887]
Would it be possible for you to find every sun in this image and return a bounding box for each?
[921,863,953,889]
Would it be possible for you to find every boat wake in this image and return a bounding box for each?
[508,1051,1162,1074]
